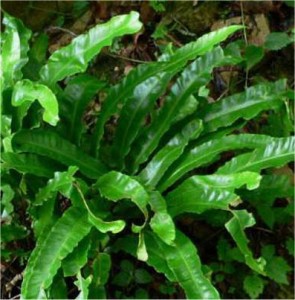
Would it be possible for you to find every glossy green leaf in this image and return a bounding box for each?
[12,129,108,179]
[74,271,92,300]
[1,152,62,178]
[87,210,125,234]
[158,134,274,192]
[166,172,261,217]
[74,182,126,234]
[145,230,220,299]
[32,196,58,238]
[175,94,199,124]
[21,207,92,299]
[110,72,173,169]
[225,210,266,274]
[89,253,111,299]
[139,119,203,188]
[35,166,78,205]
[12,79,59,126]
[137,231,148,261]
[40,11,142,88]
[217,136,295,174]
[60,75,105,145]
[92,25,243,155]
[149,192,175,245]
[1,13,31,87]
[198,79,287,133]
[129,47,225,172]
[62,235,90,277]
[96,171,149,219]
[96,171,150,260]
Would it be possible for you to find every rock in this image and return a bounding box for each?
[249,14,270,46]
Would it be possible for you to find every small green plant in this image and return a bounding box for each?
[148,0,167,12]
[1,10,294,299]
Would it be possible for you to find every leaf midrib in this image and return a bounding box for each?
[225,151,293,173]
[22,210,90,298]
[70,80,99,142]
[204,96,280,123]
[134,76,200,168]
[116,76,163,162]
[19,137,103,177]
[94,35,212,150]
[161,135,275,190]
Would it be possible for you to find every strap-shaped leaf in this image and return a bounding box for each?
[1,152,63,178]
[60,74,105,145]
[149,192,175,245]
[110,72,173,169]
[1,13,31,88]
[12,79,59,126]
[32,197,58,239]
[12,129,108,179]
[62,235,90,277]
[92,25,243,155]
[225,210,266,275]
[96,171,149,219]
[74,271,92,300]
[166,172,261,217]
[96,171,150,260]
[21,207,92,299]
[139,119,203,188]
[145,230,220,299]
[89,253,111,299]
[39,11,142,88]
[128,47,225,172]
[158,134,274,192]
[217,136,295,174]
[35,166,78,205]
[198,79,287,133]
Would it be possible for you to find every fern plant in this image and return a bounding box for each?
[1,11,294,299]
